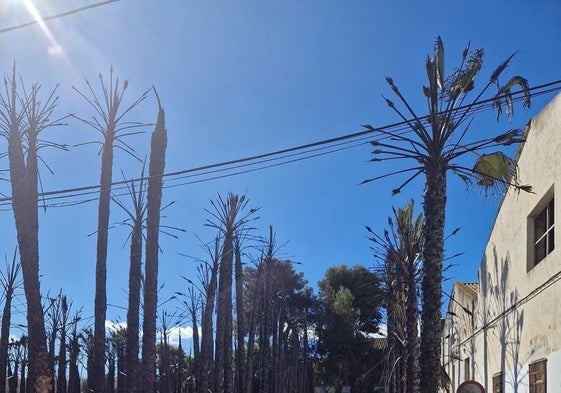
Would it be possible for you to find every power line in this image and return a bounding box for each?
[0,0,122,34]
[0,79,560,211]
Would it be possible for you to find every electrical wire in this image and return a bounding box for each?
[0,79,559,211]
[0,0,122,34]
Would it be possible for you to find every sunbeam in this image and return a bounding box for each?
[20,0,63,55]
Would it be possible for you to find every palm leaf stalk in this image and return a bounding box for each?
[362,37,531,393]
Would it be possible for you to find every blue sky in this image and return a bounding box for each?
[1,0,560,343]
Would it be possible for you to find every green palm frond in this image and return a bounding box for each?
[471,152,524,193]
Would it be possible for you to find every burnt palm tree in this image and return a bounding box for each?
[362,37,531,393]
[67,313,82,393]
[205,193,258,393]
[0,66,67,393]
[141,93,168,393]
[74,69,149,393]
[0,249,22,393]
[198,235,221,393]
[112,172,147,393]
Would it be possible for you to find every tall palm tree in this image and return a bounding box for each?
[141,95,168,393]
[0,66,67,393]
[206,193,258,393]
[362,37,531,393]
[74,69,149,393]
[112,172,146,393]
[199,235,221,393]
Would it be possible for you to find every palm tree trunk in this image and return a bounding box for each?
[0,257,20,393]
[93,137,113,393]
[5,79,52,393]
[189,295,200,393]
[141,105,167,393]
[234,235,245,393]
[405,259,420,393]
[420,163,446,393]
[244,265,261,393]
[199,237,220,393]
[215,224,234,393]
[126,212,143,393]
[56,296,69,393]
[68,323,81,393]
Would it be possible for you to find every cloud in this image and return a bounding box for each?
[103,321,196,348]
[161,326,194,346]
[105,320,127,334]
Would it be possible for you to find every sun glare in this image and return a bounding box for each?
[20,0,64,56]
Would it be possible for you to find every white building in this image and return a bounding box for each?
[442,92,561,393]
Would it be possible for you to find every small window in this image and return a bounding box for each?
[464,358,470,381]
[529,359,547,393]
[534,198,554,264]
[493,372,503,393]
[529,193,555,270]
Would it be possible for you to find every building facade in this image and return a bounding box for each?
[442,92,561,393]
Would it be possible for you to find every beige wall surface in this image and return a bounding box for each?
[442,93,561,393]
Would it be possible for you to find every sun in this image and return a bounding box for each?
[20,0,63,55]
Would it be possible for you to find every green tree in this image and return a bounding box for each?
[362,37,530,393]
[315,265,384,393]
[242,237,312,393]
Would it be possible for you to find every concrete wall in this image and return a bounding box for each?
[471,92,561,393]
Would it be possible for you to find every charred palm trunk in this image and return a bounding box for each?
[189,294,200,393]
[199,237,220,393]
[93,137,114,393]
[0,256,20,393]
[259,258,272,393]
[234,235,245,393]
[126,206,144,393]
[4,73,52,393]
[0,292,13,393]
[68,324,81,393]
[244,264,261,393]
[57,296,69,393]
[420,162,446,393]
[215,213,234,393]
[141,105,167,393]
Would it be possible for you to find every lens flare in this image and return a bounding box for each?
[21,0,63,55]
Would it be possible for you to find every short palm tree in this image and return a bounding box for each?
[362,37,531,393]
[368,201,423,393]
